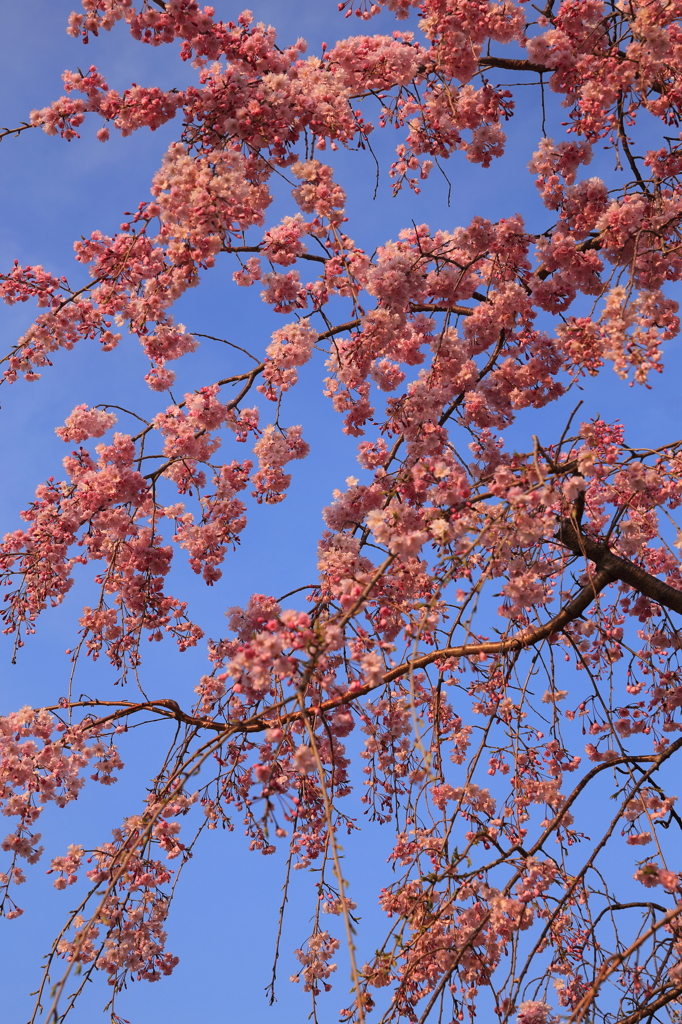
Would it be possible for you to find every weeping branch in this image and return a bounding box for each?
[52,526,682,738]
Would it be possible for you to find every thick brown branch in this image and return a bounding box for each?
[616,984,682,1024]
[380,566,613,680]
[317,319,362,341]
[235,566,614,733]
[478,57,550,74]
[411,302,474,317]
[317,303,476,342]
[536,234,602,281]
[221,244,328,264]
[558,519,682,616]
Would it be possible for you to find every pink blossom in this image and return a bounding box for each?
[56,405,117,443]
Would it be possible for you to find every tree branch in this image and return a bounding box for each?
[478,57,550,74]
[557,518,682,616]
[56,527,682,743]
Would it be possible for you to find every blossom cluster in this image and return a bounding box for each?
[2,1,682,1022]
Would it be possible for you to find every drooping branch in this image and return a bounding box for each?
[64,565,616,738]
[569,903,682,1024]
[112,521,678,736]
[26,500,682,748]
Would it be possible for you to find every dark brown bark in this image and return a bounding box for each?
[558,518,682,616]
[478,56,550,74]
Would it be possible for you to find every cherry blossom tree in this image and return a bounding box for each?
[3,1,682,1022]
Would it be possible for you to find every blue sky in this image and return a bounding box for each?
[1,3,681,1023]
